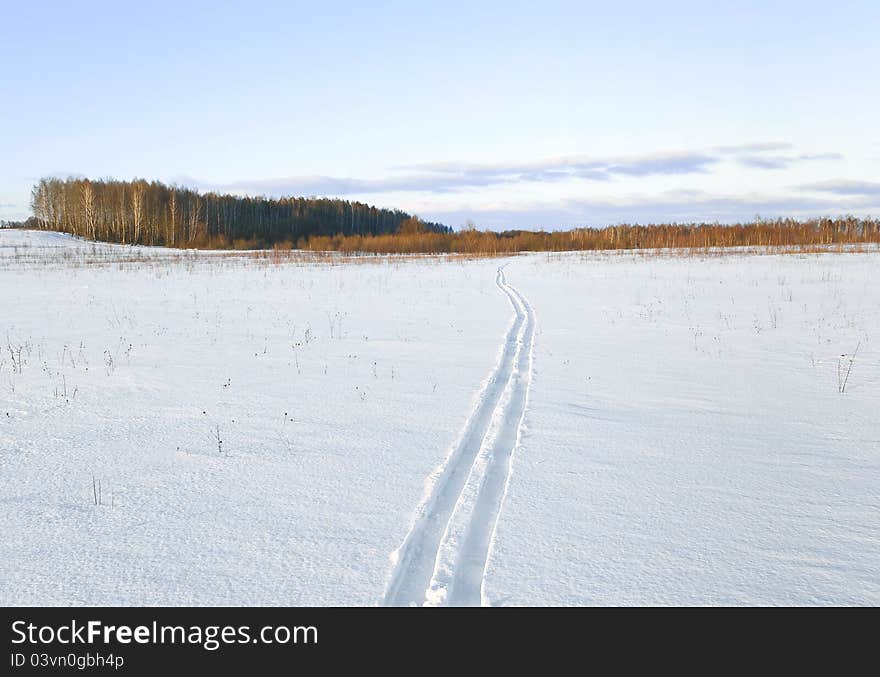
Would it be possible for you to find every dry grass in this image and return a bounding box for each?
[4,226,879,274]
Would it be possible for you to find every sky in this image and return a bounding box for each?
[2,0,879,229]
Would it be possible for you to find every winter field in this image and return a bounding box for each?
[1,229,878,606]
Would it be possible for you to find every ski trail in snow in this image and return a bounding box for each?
[383,266,535,607]
[426,272,535,607]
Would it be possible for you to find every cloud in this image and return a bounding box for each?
[405,151,718,182]
[203,142,842,200]
[422,191,880,230]
[716,142,794,155]
[798,152,845,162]
[738,156,793,169]
[211,151,721,199]
[737,152,843,170]
[799,180,880,196]
[605,153,716,176]
[218,172,516,196]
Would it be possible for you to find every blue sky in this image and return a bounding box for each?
[2,1,879,228]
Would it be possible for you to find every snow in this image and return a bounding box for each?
[2,230,878,606]
[484,250,880,605]
[0,230,508,605]
[386,268,536,607]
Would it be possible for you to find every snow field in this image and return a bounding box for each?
[485,250,880,605]
[2,231,878,606]
[0,230,509,605]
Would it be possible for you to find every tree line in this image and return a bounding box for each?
[300,217,880,254]
[24,177,880,254]
[29,177,449,248]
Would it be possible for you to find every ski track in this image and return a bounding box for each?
[383,266,535,607]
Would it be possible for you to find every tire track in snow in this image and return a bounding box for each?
[383,266,535,607]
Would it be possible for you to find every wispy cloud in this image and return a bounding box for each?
[799,180,880,196]
[715,142,794,155]
[423,191,880,230]
[203,142,842,199]
[605,153,716,177]
[738,156,793,169]
[402,151,718,184]
[218,172,519,196]
[737,152,843,170]
[210,151,721,198]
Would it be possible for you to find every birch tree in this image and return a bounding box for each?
[131,181,145,243]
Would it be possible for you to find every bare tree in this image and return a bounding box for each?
[167,188,177,246]
[80,181,96,239]
[117,182,127,243]
[131,181,145,243]
[187,194,202,244]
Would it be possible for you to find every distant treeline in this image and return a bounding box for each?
[300,217,880,254]
[29,177,449,248]
[24,177,880,255]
